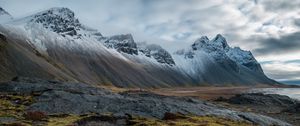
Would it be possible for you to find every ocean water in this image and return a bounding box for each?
[250,88,300,100]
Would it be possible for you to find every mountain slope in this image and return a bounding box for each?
[0,7,279,87]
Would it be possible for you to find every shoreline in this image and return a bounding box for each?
[151,86,300,100]
[150,86,300,125]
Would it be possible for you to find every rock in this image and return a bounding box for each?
[0,33,6,41]
[284,103,300,113]
[0,117,17,124]
[191,36,209,50]
[0,33,7,49]
[228,93,299,107]
[104,34,138,55]
[0,77,292,126]
[138,43,175,66]
[30,7,82,38]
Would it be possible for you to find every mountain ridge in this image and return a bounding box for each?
[0,7,280,87]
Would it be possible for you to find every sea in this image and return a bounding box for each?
[250,88,300,101]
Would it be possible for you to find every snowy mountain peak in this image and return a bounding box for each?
[210,34,229,49]
[0,7,13,23]
[192,36,209,50]
[30,7,81,37]
[175,34,264,74]
[138,43,175,66]
[104,34,138,55]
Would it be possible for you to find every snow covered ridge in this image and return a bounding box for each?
[175,34,263,74]
[138,42,175,66]
[3,7,262,72]
[29,7,86,38]
[0,7,279,86]
[102,34,138,55]
[2,7,175,66]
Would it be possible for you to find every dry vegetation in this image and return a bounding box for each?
[0,93,256,126]
[129,113,254,126]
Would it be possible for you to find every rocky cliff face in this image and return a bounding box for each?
[138,43,175,66]
[31,8,81,37]
[103,34,138,55]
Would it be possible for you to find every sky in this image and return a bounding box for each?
[1,0,300,84]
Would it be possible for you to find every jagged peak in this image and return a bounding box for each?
[104,33,138,55]
[28,7,81,37]
[37,7,75,17]
[195,36,209,44]
[192,36,209,50]
[138,43,175,66]
[31,7,77,23]
[210,34,229,49]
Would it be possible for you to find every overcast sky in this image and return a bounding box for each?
[1,0,300,84]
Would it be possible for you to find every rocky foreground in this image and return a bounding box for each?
[0,77,292,126]
[215,93,300,125]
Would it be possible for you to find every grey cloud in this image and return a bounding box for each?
[280,80,300,85]
[285,59,300,64]
[294,18,300,27]
[259,0,300,12]
[253,32,300,55]
[268,71,300,80]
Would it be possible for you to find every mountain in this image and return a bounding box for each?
[0,7,13,23]
[0,7,279,87]
[173,34,275,85]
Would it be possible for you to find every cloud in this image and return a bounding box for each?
[259,0,300,12]
[261,61,300,81]
[294,18,300,27]
[253,31,300,55]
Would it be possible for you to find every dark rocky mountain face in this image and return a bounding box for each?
[103,34,138,55]
[138,43,175,66]
[30,8,82,37]
[191,36,209,50]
